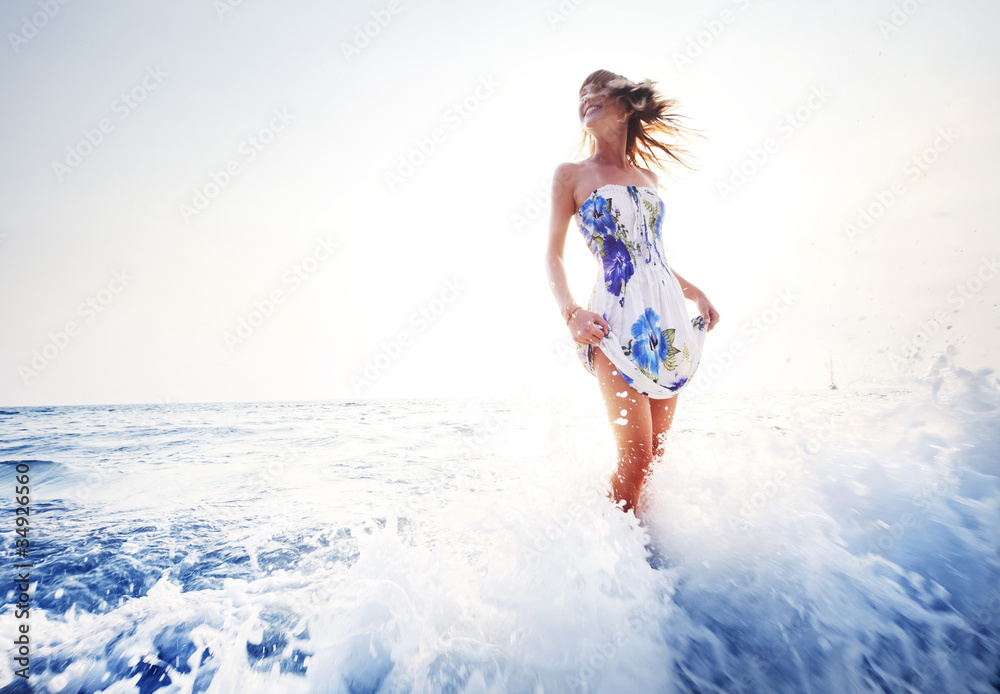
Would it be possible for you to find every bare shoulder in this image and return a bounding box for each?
[550,161,582,213]
[551,161,580,193]
[639,167,660,190]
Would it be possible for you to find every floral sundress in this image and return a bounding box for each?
[574,183,706,399]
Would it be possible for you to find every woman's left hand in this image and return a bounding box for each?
[695,293,720,332]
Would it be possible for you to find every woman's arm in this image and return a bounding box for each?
[670,267,703,302]
[545,163,580,322]
[670,267,721,331]
[545,163,609,342]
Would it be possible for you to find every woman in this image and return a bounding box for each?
[545,69,720,516]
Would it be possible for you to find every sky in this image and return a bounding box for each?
[0,0,998,406]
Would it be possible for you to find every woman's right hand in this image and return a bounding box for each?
[569,309,610,345]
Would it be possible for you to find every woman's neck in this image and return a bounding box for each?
[590,135,630,170]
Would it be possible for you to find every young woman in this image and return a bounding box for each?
[545,69,720,516]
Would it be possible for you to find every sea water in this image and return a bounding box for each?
[1,354,998,693]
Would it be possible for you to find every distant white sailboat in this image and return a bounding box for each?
[829,349,838,391]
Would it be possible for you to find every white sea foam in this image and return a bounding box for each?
[0,354,998,692]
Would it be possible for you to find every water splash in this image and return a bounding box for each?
[1,358,998,692]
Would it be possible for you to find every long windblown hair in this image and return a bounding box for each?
[576,69,701,177]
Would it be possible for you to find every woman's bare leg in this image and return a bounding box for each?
[593,348,682,514]
[649,395,679,462]
[592,347,653,514]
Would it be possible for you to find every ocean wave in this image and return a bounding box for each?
[1,356,997,692]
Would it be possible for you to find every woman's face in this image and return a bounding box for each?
[579,81,628,130]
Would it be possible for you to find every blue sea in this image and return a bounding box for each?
[1,355,999,693]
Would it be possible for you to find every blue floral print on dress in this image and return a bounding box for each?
[573,184,706,398]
